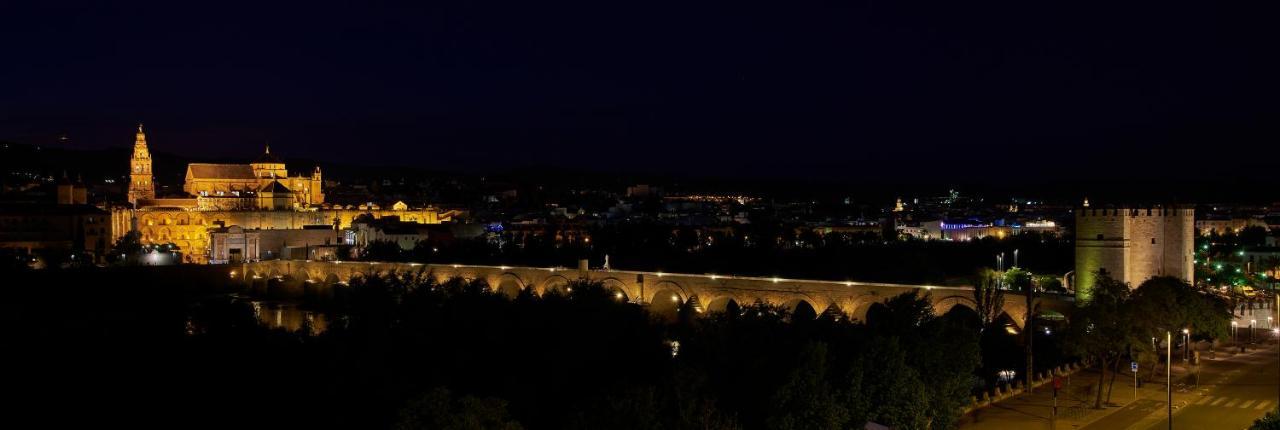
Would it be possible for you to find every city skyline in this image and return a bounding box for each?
[5,3,1280,429]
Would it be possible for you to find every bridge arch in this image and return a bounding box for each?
[844,294,881,323]
[932,294,979,317]
[647,281,688,316]
[495,272,527,298]
[704,293,751,315]
[540,274,574,296]
[599,277,634,302]
[646,280,691,305]
[781,297,819,321]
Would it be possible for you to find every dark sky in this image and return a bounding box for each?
[2,1,1277,185]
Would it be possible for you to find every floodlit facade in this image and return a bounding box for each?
[1074,205,1194,301]
[129,126,453,263]
[127,124,156,204]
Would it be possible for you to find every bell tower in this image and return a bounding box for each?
[128,123,155,204]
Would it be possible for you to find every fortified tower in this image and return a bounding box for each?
[1075,205,1194,301]
[127,124,155,204]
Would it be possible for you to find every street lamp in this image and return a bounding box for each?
[1166,331,1172,430]
[1182,328,1191,362]
[1274,328,1280,402]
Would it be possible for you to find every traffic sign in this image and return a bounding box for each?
[1131,361,1138,372]
[1053,376,1062,390]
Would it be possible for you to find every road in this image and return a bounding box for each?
[958,345,1279,430]
[1137,345,1279,430]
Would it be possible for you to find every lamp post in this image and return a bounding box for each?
[1166,331,1172,430]
[1182,328,1190,362]
[1233,321,1238,343]
[1274,328,1279,403]
[1252,319,1257,344]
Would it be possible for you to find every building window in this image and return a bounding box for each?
[1151,238,1156,244]
[1096,234,1104,240]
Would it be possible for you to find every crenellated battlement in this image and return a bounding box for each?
[1074,203,1195,301]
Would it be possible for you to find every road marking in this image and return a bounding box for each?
[1195,396,1213,405]
[1225,399,1241,407]
[1240,400,1256,409]
[1212,397,1228,406]
[1256,401,1272,410]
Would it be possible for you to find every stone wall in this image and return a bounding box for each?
[239,261,1073,324]
[1075,206,1194,301]
[135,207,446,263]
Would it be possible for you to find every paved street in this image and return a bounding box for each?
[1134,344,1279,430]
[960,344,1279,430]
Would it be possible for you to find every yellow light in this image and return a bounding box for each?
[670,295,679,303]
[772,277,780,283]
[710,274,718,280]
[614,292,623,299]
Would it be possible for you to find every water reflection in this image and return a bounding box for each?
[249,300,328,334]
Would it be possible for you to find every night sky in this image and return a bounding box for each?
[2,1,1277,186]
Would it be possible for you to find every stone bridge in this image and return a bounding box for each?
[238,260,1072,325]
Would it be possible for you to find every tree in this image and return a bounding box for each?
[394,387,523,430]
[1253,408,1280,430]
[1066,270,1135,408]
[1004,267,1033,292]
[361,240,405,261]
[973,269,1005,329]
[1130,276,1231,343]
[767,342,849,430]
[110,230,143,263]
[843,336,930,429]
[866,290,935,335]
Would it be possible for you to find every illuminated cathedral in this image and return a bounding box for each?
[126,124,451,263]
[183,145,324,210]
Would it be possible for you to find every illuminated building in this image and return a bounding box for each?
[128,125,455,263]
[127,124,155,204]
[1074,205,1194,301]
[183,145,324,210]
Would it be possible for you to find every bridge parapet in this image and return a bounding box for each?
[240,260,1071,324]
